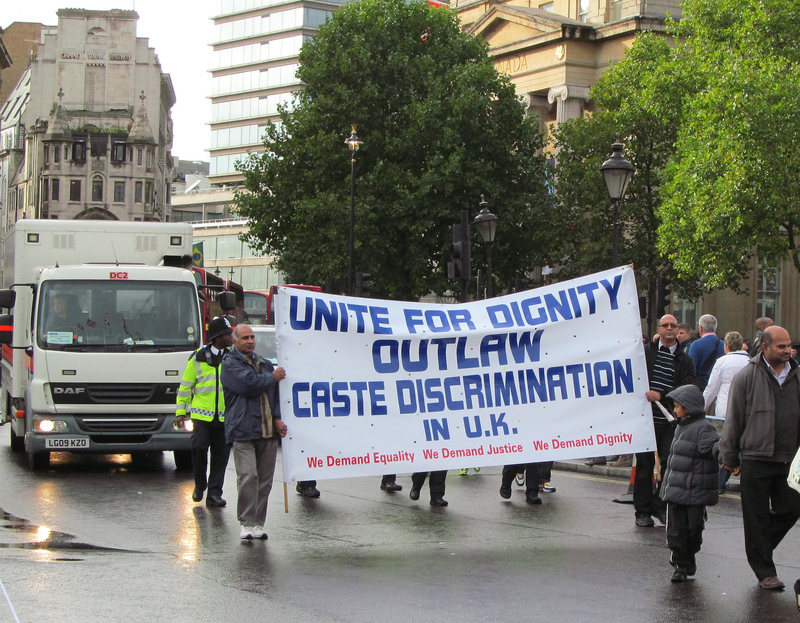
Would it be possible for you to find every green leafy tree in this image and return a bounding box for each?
[235,0,552,301]
[552,33,691,316]
[659,0,800,290]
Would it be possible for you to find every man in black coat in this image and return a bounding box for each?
[635,314,698,527]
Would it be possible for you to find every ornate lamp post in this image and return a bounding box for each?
[600,142,635,268]
[345,125,363,295]
[473,195,497,298]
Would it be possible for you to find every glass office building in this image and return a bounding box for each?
[209,0,348,185]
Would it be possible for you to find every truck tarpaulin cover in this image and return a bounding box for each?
[277,266,655,481]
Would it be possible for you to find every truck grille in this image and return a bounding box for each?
[86,384,155,404]
[87,435,155,445]
[76,415,165,433]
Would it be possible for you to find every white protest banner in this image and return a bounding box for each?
[276,266,655,481]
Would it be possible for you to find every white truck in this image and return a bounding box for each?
[0,220,203,469]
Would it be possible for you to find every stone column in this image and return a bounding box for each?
[547,84,591,124]
[521,93,552,134]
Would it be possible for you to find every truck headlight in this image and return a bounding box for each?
[35,420,68,433]
[173,419,194,432]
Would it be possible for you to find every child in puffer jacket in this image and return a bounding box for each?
[659,384,720,582]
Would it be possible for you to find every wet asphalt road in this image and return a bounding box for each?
[1,428,800,623]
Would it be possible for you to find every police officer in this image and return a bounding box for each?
[176,316,234,507]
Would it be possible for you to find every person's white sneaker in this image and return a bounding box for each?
[252,525,268,540]
[239,525,254,540]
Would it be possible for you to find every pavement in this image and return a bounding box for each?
[554,458,741,493]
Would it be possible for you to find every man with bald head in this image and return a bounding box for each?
[750,316,774,354]
[635,314,698,527]
[721,325,800,590]
[222,323,287,540]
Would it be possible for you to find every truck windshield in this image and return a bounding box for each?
[37,281,201,351]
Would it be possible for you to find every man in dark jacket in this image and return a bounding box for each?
[635,314,698,527]
[222,324,287,540]
[659,385,720,582]
[176,316,234,507]
[721,325,800,590]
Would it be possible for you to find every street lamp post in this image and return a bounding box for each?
[600,142,635,268]
[473,195,497,298]
[345,125,363,296]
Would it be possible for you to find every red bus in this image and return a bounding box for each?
[244,290,270,325]
[267,284,322,324]
[192,267,246,340]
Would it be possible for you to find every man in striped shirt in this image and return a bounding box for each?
[635,314,698,527]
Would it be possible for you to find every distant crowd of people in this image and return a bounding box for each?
[176,311,800,608]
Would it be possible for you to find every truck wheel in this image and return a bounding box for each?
[27,450,50,470]
[9,425,24,453]
[173,450,193,471]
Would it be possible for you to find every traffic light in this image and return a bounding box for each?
[355,272,372,297]
[656,277,672,317]
[447,223,471,280]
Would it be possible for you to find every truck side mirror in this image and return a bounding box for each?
[0,290,16,309]
[0,314,13,345]
[218,291,236,312]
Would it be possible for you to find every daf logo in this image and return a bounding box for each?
[53,387,86,394]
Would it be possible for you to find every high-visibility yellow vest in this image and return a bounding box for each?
[176,347,226,421]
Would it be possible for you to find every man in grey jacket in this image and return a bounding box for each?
[721,325,800,590]
[222,324,287,540]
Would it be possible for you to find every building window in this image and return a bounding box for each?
[92,177,103,202]
[52,179,60,201]
[137,149,143,166]
[579,0,590,22]
[672,297,699,331]
[146,149,153,167]
[114,181,125,203]
[757,261,781,323]
[111,142,126,162]
[42,179,49,202]
[609,0,622,21]
[69,180,81,202]
[53,145,61,164]
[44,145,50,165]
[135,181,143,203]
[72,141,86,162]
[145,182,152,204]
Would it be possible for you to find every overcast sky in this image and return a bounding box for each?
[3,1,214,162]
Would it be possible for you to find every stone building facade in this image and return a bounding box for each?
[0,9,175,228]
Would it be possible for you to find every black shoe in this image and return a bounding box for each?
[300,486,321,498]
[657,509,667,525]
[671,569,688,583]
[794,579,800,612]
[430,497,448,507]
[585,457,607,466]
[499,484,512,499]
[686,563,697,577]
[526,494,542,505]
[409,487,421,501]
[381,482,403,492]
[192,487,204,502]
[635,512,654,527]
[206,495,226,507]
